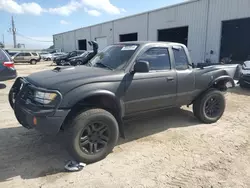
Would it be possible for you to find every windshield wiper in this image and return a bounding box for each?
[95,62,114,70]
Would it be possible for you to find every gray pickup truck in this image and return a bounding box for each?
[9,42,239,163]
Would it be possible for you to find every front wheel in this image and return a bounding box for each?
[193,89,225,124]
[67,108,119,164]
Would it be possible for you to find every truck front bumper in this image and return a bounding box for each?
[14,102,70,134]
[9,77,70,135]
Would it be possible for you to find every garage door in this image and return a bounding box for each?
[96,37,107,51]
[158,26,189,46]
[220,18,250,64]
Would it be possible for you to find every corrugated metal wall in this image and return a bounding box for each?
[113,13,148,43]
[90,22,113,46]
[148,0,208,63]
[206,0,250,63]
[53,0,250,63]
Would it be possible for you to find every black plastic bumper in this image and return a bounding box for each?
[14,101,69,134]
[9,77,70,135]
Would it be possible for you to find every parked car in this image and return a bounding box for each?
[12,52,41,64]
[51,52,67,60]
[40,52,53,61]
[69,41,99,66]
[53,50,86,65]
[68,51,90,66]
[0,48,17,81]
[9,41,239,164]
[239,61,250,88]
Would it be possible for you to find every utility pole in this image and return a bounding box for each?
[11,16,17,48]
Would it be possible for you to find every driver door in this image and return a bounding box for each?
[124,47,177,115]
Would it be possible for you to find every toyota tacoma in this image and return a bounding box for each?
[9,42,239,163]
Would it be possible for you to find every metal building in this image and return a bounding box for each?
[53,0,250,64]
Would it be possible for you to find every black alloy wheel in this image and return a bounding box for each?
[204,96,221,118]
[193,89,225,124]
[67,108,119,164]
[79,122,109,154]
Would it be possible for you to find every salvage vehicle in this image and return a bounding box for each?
[239,61,250,88]
[40,52,53,61]
[0,48,16,81]
[9,42,239,164]
[53,50,85,65]
[69,41,99,66]
[68,51,90,66]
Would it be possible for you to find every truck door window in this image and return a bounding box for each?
[138,48,171,71]
[173,46,189,70]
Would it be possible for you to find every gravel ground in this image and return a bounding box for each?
[0,62,250,188]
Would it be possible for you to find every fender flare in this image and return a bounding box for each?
[191,75,235,105]
[66,89,125,138]
[208,75,235,88]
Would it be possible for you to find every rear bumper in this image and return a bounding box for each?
[0,69,17,82]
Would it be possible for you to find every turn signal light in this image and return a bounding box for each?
[33,117,37,125]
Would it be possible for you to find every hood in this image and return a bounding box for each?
[25,66,123,94]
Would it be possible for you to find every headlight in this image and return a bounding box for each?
[34,91,58,104]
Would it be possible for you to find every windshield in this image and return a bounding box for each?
[89,44,139,70]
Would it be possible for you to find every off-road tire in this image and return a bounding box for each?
[67,108,119,164]
[193,89,225,124]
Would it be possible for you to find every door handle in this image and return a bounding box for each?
[166,77,174,82]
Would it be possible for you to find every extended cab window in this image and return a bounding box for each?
[138,48,171,71]
[173,46,189,70]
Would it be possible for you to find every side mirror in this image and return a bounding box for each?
[133,60,150,73]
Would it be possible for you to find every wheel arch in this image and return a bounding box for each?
[62,90,125,137]
[191,75,234,105]
[208,75,235,91]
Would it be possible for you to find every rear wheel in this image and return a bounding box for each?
[193,89,225,124]
[67,108,119,164]
[30,59,37,65]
